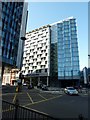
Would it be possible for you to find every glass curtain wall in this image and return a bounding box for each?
[57,18,80,80]
[2,2,23,66]
[50,24,58,79]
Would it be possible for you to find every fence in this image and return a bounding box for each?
[2,100,88,120]
[2,99,56,120]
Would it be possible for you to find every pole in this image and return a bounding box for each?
[47,76,49,86]
[38,77,40,84]
[14,99,19,120]
[30,77,32,85]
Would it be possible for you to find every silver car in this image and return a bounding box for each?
[64,87,78,95]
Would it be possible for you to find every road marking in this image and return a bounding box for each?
[24,106,49,116]
[23,95,62,107]
[12,93,17,103]
[2,92,23,96]
[2,108,15,112]
[38,94,47,100]
[27,92,34,103]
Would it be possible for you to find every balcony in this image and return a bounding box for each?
[23,53,26,57]
[29,66,33,70]
[45,64,48,68]
[33,62,37,66]
[37,58,41,62]
[41,46,46,50]
[33,48,37,52]
[41,61,45,65]
[30,46,34,49]
[27,50,30,54]
[26,56,29,60]
[37,51,42,55]
[37,65,41,69]
[41,53,46,57]
[29,59,33,63]
[25,64,29,67]
[22,60,26,64]
[43,38,47,43]
[22,67,25,71]
[30,52,34,56]
[34,54,37,59]
[38,43,42,48]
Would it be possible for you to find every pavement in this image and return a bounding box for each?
[2,85,89,96]
[35,86,89,96]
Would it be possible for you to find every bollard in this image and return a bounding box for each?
[14,99,19,120]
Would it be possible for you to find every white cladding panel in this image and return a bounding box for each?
[22,26,50,76]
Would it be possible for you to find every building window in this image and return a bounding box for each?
[39,69,41,73]
[45,53,47,56]
[45,69,47,72]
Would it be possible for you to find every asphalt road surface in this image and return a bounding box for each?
[2,85,88,119]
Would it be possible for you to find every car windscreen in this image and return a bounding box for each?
[68,88,75,90]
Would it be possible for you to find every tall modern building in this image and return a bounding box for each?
[0,3,1,61]
[50,17,80,87]
[22,17,80,87]
[1,1,28,79]
[88,2,90,85]
[22,25,50,85]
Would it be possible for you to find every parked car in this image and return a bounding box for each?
[74,85,82,90]
[22,83,27,86]
[42,85,48,91]
[37,83,43,89]
[64,87,78,95]
[6,83,10,86]
[28,84,34,89]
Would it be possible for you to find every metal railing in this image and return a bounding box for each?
[2,99,56,120]
[2,99,88,120]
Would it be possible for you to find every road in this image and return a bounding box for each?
[2,85,89,119]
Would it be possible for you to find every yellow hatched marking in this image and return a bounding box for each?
[38,94,47,100]
[27,92,34,103]
[2,108,15,112]
[23,95,62,107]
[12,93,17,103]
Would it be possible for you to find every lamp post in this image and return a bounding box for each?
[20,36,26,69]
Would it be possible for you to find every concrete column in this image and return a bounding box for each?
[38,77,40,84]
[30,77,32,85]
[47,76,49,86]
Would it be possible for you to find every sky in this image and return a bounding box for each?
[26,2,88,70]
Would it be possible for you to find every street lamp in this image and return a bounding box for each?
[19,36,26,83]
